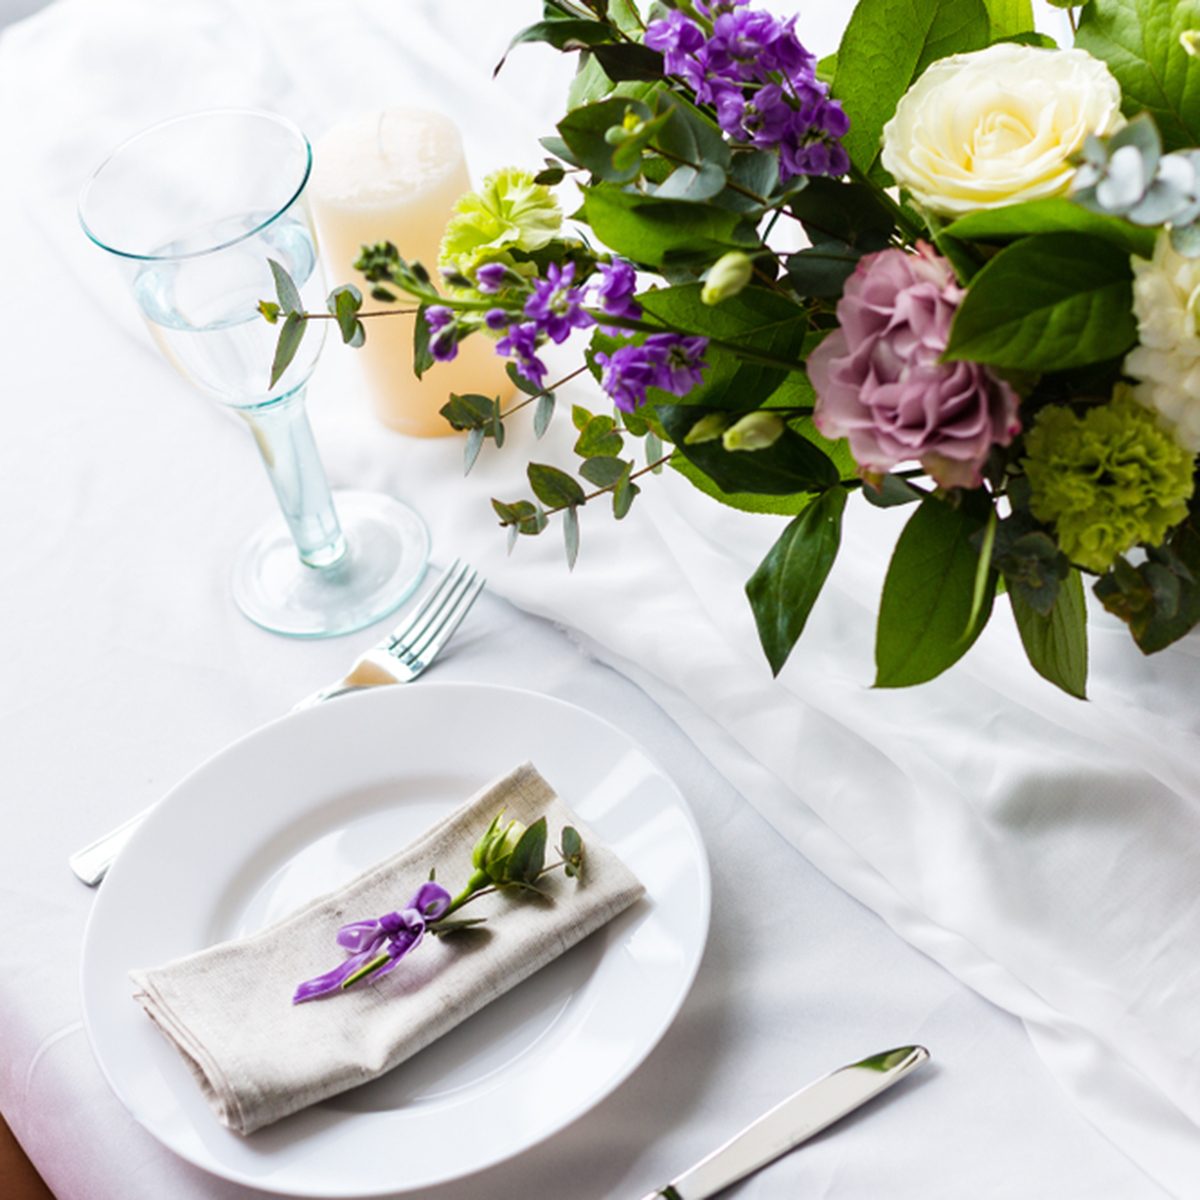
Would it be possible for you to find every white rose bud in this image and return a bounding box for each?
[881,43,1123,216]
[684,412,731,444]
[722,411,785,452]
[702,251,754,305]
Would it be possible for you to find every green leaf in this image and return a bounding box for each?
[943,197,1156,258]
[863,474,926,508]
[528,462,587,508]
[613,471,640,518]
[983,0,1034,38]
[653,161,728,202]
[745,487,848,675]
[785,239,869,299]
[575,414,624,457]
[497,18,614,75]
[943,233,1136,370]
[534,392,556,439]
[269,312,306,389]
[464,426,485,475]
[582,184,754,268]
[833,0,990,175]
[659,404,839,494]
[572,403,593,431]
[1076,0,1200,152]
[257,300,281,324]
[413,305,435,379]
[558,97,656,183]
[440,392,494,431]
[1011,568,1088,699]
[875,495,996,687]
[507,361,542,396]
[269,258,302,314]
[579,455,629,487]
[327,284,364,344]
[563,505,581,570]
[788,177,897,246]
[590,41,664,81]
[505,817,548,884]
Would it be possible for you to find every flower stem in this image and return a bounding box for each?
[501,365,590,420]
[341,952,391,990]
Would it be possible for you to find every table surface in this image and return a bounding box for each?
[0,1,1185,1197]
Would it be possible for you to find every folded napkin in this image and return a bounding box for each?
[130,763,645,1135]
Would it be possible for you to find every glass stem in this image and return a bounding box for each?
[242,387,347,569]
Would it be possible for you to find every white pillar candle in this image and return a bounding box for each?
[309,108,510,437]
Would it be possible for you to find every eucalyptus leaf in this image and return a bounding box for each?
[505,817,548,884]
[464,426,485,475]
[575,414,624,457]
[579,455,628,487]
[413,305,435,379]
[269,258,303,315]
[563,505,581,569]
[613,471,641,518]
[529,462,587,508]
[269,312,305,389]
[534,392,556,438]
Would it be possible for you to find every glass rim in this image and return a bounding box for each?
[77,107,313,263]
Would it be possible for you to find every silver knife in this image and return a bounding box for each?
[639,1045,929,1200]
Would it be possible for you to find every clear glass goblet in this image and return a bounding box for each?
[79,109,429,637]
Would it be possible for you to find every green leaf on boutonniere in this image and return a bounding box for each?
[505,817,548,885]
[746,486,847,676]
[943,198,1155,258]
[1076,0,1200,152]
[1011,567,1088,700]
[875,494,997,687]
[943,233,1136,370]
[269,312,305,389]
[832,0,990,177]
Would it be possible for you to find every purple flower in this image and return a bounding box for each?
[595,333,710,413]
[645,333,709,395]
[523,262,594,344]
[474,262,508,294]
[589,259,643,329]
[808,244,1020,489]
[495,320,549,389]
[645,10,705,76]
[710,8,783,81]
[485,307,511,331]
[425,305,454,333]
[293,881,452,1004]
[715,84,793,147]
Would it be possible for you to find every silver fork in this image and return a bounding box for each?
[68,560,485,887]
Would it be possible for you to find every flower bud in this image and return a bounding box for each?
[722,411,785,452]
[701,251,754,305]
[684,412,732,444]
[471,813,526,877]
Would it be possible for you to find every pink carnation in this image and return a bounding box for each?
[808,243,1020,489]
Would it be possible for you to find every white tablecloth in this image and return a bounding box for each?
[0,2,1190,1197]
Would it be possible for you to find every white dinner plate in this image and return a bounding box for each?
[81,682,710,1196]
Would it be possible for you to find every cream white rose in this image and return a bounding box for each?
[881,43,1124,216]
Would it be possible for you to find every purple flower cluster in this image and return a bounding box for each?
[588,259,643,333]
[645,0,849,180]
[595,334,709,413]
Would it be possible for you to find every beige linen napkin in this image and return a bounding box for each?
[130,763,645,1135]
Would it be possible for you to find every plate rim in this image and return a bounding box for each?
[80,680,712,1196]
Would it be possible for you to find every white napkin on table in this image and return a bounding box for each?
[130,764,644,1135]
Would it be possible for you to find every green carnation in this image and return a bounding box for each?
[439,167,561,278]
[1023,388,1196,573]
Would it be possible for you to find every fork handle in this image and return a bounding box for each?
[68,810,150,887]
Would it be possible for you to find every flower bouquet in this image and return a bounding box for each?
[267,0,1200,698]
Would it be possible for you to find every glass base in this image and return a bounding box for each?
[231,489,430,638]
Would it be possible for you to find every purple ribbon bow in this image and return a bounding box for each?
[292,881,452,1004]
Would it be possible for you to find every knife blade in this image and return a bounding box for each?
[639,1045,929,1200]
